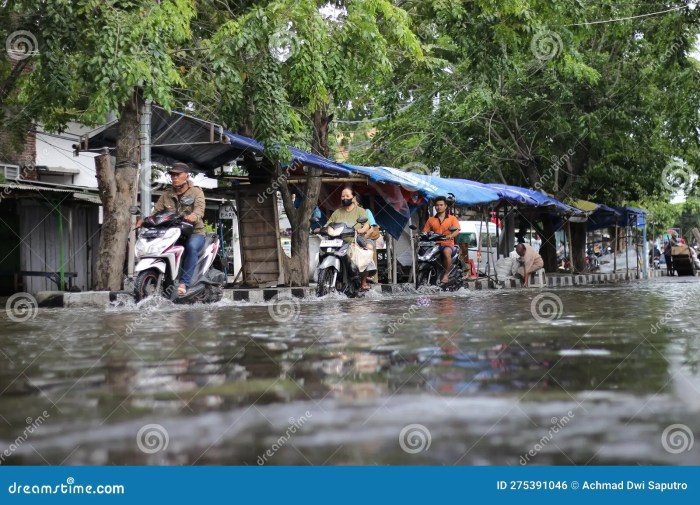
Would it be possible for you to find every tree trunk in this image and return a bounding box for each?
[571,222,587,273]
[279,107,329,286]
[95,94,140,290]
[539,214,557,273]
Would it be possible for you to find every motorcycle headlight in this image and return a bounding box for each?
[136,228,178,256]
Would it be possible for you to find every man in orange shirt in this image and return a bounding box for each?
[422,197,460,284]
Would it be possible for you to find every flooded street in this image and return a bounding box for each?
[1,278,700,466]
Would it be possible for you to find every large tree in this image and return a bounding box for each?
[351,0,700,203]
[10,0,196,290]
[204,0,422,285]
[341,0,700,272]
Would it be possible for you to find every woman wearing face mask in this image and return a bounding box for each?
[327,186,372,290]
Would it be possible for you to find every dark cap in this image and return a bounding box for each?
[168,162,190,174]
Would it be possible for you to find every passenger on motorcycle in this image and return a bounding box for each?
[135,163,205,296]
[326,187,372,290]
[422,197,460,284]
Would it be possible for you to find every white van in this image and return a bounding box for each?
[458,220,500,275]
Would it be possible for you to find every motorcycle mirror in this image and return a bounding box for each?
[448,226,458,232]
[129,205,141,215]
[357,217,368,224]
[180,195,195,206]
[409,224,417,230]
[356,235,367,248]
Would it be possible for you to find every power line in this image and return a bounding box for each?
[561,4,687,27]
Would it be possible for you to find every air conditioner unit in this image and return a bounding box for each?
[1,164,20,180]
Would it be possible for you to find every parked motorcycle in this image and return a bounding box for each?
[130,199,225,303]
[315,217,376,297]
[410,224,464,290]
[585,247,600,273]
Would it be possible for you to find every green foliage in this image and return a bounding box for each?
[202,0,423,154]
[348,0,700,206]
[9,0,196,132]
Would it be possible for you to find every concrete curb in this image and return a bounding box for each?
[33,268,692,308]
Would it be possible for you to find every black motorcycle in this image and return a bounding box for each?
[410,224,464,290]
[315,217,375,297]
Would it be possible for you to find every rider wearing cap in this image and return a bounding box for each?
[137,162,205,295]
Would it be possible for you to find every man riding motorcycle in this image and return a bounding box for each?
[135,162,205,296]
[422,196,460,284]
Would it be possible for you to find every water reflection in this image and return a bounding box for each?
[1,279,699,465]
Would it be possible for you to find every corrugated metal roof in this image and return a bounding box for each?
[0,183,102,205]
[0,183,75,193]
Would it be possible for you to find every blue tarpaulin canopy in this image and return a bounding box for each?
[223,131,354,175]
[341,164,501,206]
[584,206,647,230]
[485,184,585,218]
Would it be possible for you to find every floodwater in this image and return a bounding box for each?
[1,277,699,466]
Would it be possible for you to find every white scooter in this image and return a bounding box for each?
[130,198,225,303]
[315,217,376,297]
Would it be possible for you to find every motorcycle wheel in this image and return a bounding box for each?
[416,268,436,289]
[134,269,162,301]
[316,268,336,297]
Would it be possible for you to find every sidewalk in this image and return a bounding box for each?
[15,268,678,309]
